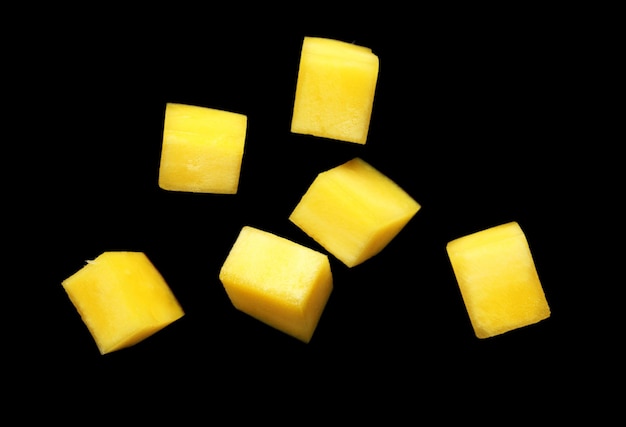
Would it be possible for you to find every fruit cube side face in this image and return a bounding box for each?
[291,37,379,145]
[62,252,185,354]
[446,222,550,339]
[289,157,420,267]
[158,103,247,194]
[219,226,333,343]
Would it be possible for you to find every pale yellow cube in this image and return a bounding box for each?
[289,157,420,267]
[158,103,247,194]
[62,252,185,354]
[291,37,379,144]
[446,222,550,339]
[219,226,333,343]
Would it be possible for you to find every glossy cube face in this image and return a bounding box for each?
[62,252,185,354]
[219,226,333,343]
[446,222,550,339]
[291,37,379,144]
[158,103,247,194]
[289,158,420,267]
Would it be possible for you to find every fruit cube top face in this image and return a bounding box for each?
[446,222,550,339]
[289,157,420,267]
[158,103,247,194]
[291,37,379,145]
[219,226,333,343]
[62,252,184,354]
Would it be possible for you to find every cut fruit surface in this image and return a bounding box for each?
[291,36,379,144]
[62,251,184,354]
[446,221,550,338]
[219,226,333,343]
[158,102,247,194]
[289,157,420,267]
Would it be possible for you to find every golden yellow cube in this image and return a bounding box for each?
[291,36,379,144]
[158,103,247,194]
[62,252,185,354]
[289,157,420,267]
[446,222,551,339]
[219,226,333,343]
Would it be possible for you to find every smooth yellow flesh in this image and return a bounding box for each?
[289,157,420,267]
[219,226,333,343]
[158,103,247,194]
[446,222,550,338]
[62,252,184,354]
[291,37,379,144]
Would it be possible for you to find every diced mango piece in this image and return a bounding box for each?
[446,221,550,339]
[62,251,185,354]
[219,226,333,343]
[158,102,247,194]
[289,157,420,267]
[291,36,379,144]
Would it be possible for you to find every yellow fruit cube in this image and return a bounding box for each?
[289,157,420,267]
[62,251,185,354]
[158,102,247,194]
[446,222,550,339]
[291,36,379,144]
[219,226,333,343]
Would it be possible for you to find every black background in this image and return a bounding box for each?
[7,6,618,420]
